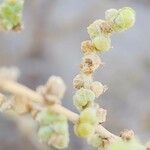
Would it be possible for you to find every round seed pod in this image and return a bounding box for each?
[92,35,111,52]
[80,108,97,125]
[74,122,94,138]
[80,54,102,74]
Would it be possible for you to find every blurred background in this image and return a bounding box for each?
[0,0,150,149]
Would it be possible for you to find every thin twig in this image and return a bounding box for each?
[0,79,118,140]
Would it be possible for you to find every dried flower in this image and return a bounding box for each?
[37,76,66,104]
[81,40,97,54]
[120,129,134,141]
[73,74,84,89]
[73,73,92,89]
[46,76,66,100]
[90,81,107,98]
[96,108,107,123]
[100,21,114,35]
[80,54,102,74]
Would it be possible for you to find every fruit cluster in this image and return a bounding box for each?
[87,7,135,52]
[36,108,69,149]
[0,0,24,31]
[73,6,136,149]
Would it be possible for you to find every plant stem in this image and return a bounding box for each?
[0,79,118,140]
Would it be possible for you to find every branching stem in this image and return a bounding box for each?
[0,79,118,141]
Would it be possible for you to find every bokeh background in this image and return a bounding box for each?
[0,0,150,149]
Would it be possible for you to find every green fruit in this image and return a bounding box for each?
[92,35,111,52]
[106,7,135,32]
[87,19,104,39]
[73,88,95,111]
[0,0,23,30]
[74,123,94,138]
[80,108,97,125]
[36,108,67,126]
